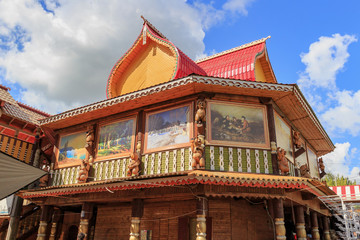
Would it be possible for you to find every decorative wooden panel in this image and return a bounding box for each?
[205,146,273,174]
[0,134,34,163]
[52,146,273,186]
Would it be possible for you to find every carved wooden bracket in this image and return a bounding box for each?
[301,192,316,200]
[277,147,289,175]
[294,147,305,158]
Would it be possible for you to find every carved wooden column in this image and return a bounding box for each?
[273,199,286,240]
[49,209,61,240]
[311,212,320,240]
[196,197,208,240]
[295,206,307,240]
[322,216,331,240]
[78,203,94,240]
[263,99,279,174]
[5,196,23,240]
[130,199,144,240]
[36,205,52,240]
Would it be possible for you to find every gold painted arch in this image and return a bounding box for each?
[107,23,180,98]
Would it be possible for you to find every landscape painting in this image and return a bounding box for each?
[145,105,192,152]
[97,118,136,159]
[207,101,269,148]
[58,132,87,167]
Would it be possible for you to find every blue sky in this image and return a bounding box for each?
[0,0,359,182]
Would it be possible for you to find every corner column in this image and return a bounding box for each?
[5,196,23,240]
[295,206,307,240]
[78,203,94,240]
[49,209,61,240]
[264,99,279,174]
[273,199,286,240]
[130,199,144,240]
[322,216,331,240]
[311,212,320,240]
[196,197,208,240]
[36,205,52,240]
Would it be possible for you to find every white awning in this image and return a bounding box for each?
[0,152,46,200]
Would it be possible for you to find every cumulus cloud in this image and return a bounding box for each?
[193,0,255,30]
[322,142,359,182]
[321,90,360,136]
[0,0,254,114]
[298,34,357,90]
[222,0,255,15]
[297,34,359,136]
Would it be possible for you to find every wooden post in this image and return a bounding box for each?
[322,216,331,240]
[49,209,61,240]
[264,100,279,174]
[36,205,52,240]
[267,199,274,219]
[5,196,23,240]
[311,212,320,240]
[196,197,208,240]
[273,199,286,240]
[78,203,94,240]
[130,199,144,240]
[295,206,307,240]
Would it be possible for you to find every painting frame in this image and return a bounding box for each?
[306,145,320,179]
[144,103,193,153]
[274,111,294,163]
[95,116,137,161]
[206,100,270,149]
[56,130,87,168]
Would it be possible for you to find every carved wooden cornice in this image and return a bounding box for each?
[39,75,293,126]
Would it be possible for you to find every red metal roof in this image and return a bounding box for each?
[196,37,270,81]
[329,185,360,201]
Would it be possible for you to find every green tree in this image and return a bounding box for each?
[324,172,357,186]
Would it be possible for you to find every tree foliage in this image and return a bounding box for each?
[324,172,357,186]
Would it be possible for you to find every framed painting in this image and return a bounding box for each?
[307,146,320,179]
[274,112,294,163]
[144,103,193,153]
[207,100,269,149]
[96,117,136,160]
[57,131,87,168]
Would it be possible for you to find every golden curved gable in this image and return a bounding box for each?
[108,31,178,98]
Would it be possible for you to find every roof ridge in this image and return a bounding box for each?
[196,36,271,63]
[17,101,51,117]
[0,84,11,91]
[141,15,168,40]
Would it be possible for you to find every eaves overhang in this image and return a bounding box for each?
[39,75,334,155]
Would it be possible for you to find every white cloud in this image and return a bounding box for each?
[321,90,360,136]
[298,34,357,90]
[296,34,360,136]
[322,142,359,180]
[0,0,254,114]
[222,0,255,15]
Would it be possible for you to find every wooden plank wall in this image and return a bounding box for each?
[229,199,274,240]
[94,200,196,240]
[94,203,132,239]
[93,198,274,240]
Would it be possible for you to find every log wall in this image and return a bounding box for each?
[93,198,274,240]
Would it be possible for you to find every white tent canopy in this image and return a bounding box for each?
[0,152,46,200]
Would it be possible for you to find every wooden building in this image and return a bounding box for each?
[0,84,51,240]
[18,18,338,240]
